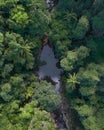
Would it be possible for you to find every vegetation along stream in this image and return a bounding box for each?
[38,44,67,130]
[0,0,104,130]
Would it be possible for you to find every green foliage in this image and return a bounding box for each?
[92,11,104,36]
[0,0,104,130]
[0,32,4,63]
[0,32,4,43]
[73,16,89,39]
[92,0,104,14]
[57,0,75,11]
[9,5,29,28]
[32,81,61,112]
[66,73,80,93]
[0,0,19,7]
[54,1,104,130]
[61,46,89,71]
[0,101,55,130]
[0,16,5,31]
[67,63,104,130]
[0,1,56,130]
[2,64,13,78]
[27,0,51,35]
[0,83,12,101]
[50,11,72,58]
[4,32,34,70]
[28,108,55,130]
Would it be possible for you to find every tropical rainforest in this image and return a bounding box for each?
[0,0,104,130]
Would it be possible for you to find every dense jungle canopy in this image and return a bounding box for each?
[0,0,104,130]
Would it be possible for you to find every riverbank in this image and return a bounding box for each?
[37,42,77,130]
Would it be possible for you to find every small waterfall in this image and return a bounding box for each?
[46,0,58,11]
[46,0,54,8]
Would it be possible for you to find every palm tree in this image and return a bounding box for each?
[67,73,80,89]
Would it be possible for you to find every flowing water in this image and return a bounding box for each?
[46,0,58,11]
[37,1,72,129]
[38,44,67,129]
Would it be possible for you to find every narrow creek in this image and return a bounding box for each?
[37,1,74,130]
[38,44,67,130]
